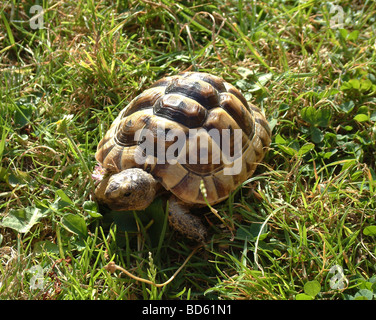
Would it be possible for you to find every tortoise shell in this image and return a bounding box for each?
[96,72,271,206]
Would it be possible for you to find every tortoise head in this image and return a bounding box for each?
[95,168,158,211]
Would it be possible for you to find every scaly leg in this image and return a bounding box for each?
[168,196,207,243]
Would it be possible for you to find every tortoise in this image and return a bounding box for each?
[94,72,271,242]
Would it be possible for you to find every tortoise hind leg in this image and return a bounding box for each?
[168,196,207,243]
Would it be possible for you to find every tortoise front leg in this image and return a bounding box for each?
[168,196,207,243]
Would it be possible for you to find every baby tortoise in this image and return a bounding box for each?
[94,72,271,242]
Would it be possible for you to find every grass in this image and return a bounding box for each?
[1,0,376,300]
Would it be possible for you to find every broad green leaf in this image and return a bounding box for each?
[274,133,287,145]
[339,28,348,39]
[354,289,373,300]
[315,108,332,127]
[55,189,74,204]
[7,170,30,188]
[339,101,354,113]
[323,149,338,159]
[278,144,297,156]
[296,293,313,300]
[310,127,324,143]
[301,106,331,127]
[268,118,277,132]
[353,114,369,122]
[347,30,359,41]
[348,79,360,90]
[340,81,353,91]
[237,67,255,78]
[257,73,273,86]
[358,105,368,114]
[236,223,268,241]
[14,103,34,127]
[143,197,166,246]
[61,214,88,238]
[301,106,316,125]
[83,200,102,218]
[235,69,272,92]
[34,240,60,255]
[278,103,290,112]
[0,207,46,234]
[298,143,315,156]
[363,226,376,237]
[235,79,250,91]
[360,79,373,92]
[304,280,321,297]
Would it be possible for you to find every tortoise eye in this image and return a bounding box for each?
[124,192,131,197]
